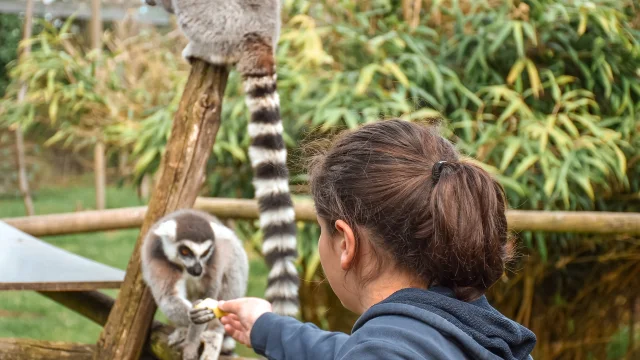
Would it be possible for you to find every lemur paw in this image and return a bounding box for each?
[189,301,215,325]
[168,328,188,347]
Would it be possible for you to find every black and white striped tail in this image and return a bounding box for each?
[243,72,299,317]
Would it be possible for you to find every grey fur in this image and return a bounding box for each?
[145,0,281,73]
[141,209,249,360]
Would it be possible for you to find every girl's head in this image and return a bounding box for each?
[309,119,513,312]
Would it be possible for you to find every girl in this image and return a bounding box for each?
[218,119,536,359]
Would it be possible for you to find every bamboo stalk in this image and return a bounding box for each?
[94,60,230,360]
[13,0,35,216]
[3,198,640,236]
[91,0,106,211]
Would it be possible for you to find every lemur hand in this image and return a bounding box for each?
[218,298,272,347]
[189,299,215,325]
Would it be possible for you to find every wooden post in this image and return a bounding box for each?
[91,0,106,210]
[94,60,229,360]
[14,0,35,216]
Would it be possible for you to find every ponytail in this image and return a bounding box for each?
[427,161,512,301]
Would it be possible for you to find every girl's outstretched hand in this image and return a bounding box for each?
[217,298,273,347]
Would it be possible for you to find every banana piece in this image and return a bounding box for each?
[194,298,228,318]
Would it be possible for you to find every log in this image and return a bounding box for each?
[3,198,640,236]
[0,338,94,360]
[94,60,230,360]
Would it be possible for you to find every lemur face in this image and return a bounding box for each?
[174,239,214,277]
[153,216,216,277]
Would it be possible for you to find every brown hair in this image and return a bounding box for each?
[308,119,513,302]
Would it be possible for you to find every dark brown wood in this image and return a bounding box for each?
[39,291,116,326]
[14,0,35,216]
[94,60,230,360]
[0,338,95,360]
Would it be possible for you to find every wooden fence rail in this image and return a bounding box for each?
[2,197,639,236]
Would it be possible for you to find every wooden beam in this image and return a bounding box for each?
[2,206,147,236]
[94,60,230,360]
[39,291,115,326]
[3,198,640,236]
[0,281,121,291]
[0,338,94,360]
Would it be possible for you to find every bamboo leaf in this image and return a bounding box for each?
[354,64,379,95]
[500,140,521,172]
[572,174,595,201]
[512,22,525,58]
[513,155,540,179]
[49,94,60,124]
[577,12,588,36]
[489,22,513,55]
[507,59,527,85]
[526,59,542,98]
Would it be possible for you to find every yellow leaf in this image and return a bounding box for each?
[507,59,527,85]
[526,59,542,98]
[354,64,380,96]
[49,94,60,124]
[578,12,588,36]
[513,155,540,179]
[614,146,627,176]
[384,61,409,87]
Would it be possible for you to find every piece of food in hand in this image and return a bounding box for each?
[194,298,228,318]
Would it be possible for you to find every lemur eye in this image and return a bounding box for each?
[179,246,191,257]
[202,247,212,257]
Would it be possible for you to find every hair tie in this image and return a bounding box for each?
[432,161,447,184]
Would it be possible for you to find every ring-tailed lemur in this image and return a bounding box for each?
[141,209,249,359]
[145,0,299,316]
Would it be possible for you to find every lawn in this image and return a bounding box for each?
[0,178,266,358]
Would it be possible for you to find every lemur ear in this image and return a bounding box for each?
[210,222,234,240]
[154,219,177,238]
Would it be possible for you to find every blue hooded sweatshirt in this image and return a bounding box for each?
[250,286,536,359]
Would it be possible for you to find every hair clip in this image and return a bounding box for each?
[432,161,447,184]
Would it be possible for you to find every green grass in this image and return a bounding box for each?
[0,178,266,358]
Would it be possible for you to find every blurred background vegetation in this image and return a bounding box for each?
[1,0,639,359]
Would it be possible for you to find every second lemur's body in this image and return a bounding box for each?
[141,209,248,358]
[146,0,300,316]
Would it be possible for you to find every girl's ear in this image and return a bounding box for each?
[335,220,356,271]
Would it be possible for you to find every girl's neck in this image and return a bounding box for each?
[355,271,426,313]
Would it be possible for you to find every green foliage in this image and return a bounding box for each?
[0,14,22,97]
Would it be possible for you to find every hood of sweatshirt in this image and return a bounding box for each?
[352,286,536,360]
